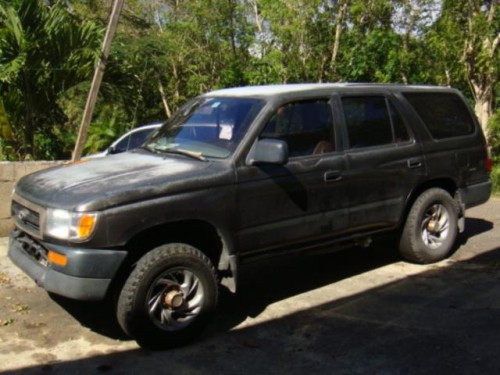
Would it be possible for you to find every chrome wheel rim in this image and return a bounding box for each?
[421,203,450,249]
[146,268,204,332]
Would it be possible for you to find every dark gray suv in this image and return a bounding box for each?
[8,84,492,348]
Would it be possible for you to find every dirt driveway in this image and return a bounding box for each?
[1,199,499,374]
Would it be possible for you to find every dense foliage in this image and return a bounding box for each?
[0,0,499,163]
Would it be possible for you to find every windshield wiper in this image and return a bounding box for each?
[148,146,207,161]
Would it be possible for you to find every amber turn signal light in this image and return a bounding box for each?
[48,251,68,267]
[77,214,97,239]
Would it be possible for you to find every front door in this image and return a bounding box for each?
[235,98,349,258]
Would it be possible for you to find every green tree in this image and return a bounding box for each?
[430,0,499,133]
[247,0,346,83]
[1,0,498,160]
[0,0,102,159]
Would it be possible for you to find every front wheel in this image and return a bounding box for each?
[116,243,218,349]
[399,188,459,264]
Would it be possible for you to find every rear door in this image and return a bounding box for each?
[337,93,426,232]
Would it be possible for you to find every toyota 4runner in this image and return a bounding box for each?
[8,84,492,348]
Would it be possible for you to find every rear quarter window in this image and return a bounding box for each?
[403,92,475,139]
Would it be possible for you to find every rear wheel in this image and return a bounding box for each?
[399,188,459,264]
[116,243,218,349]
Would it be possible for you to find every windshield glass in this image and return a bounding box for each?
[145,97,265,159]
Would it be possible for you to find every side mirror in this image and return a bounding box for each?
[249,139,289,165]
[107,145,118,155]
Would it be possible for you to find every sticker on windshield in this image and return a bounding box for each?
[211,102,221,108]
[219,124,233,140]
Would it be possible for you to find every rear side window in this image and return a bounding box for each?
[389,101,410,143]
[342,96,409,149]
[403,92,475,139]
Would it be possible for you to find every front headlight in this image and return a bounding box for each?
[45,209,99,241]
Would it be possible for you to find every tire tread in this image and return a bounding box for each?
[116,243,218,348]
[399,188,458,264]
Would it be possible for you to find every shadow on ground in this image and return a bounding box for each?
[6,217,499,375]
[49,239,402,343]
[50,235,403,342]
[455,217,493,246]
[49,217,494,341]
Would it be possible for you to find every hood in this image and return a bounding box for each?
[15,151,230,211]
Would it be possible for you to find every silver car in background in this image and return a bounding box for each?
[88,122,162,158]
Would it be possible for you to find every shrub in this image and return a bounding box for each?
[491,165,500,196]
[487,111,500,195]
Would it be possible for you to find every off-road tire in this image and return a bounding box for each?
[116,243,218,349]
[399,188,459,264]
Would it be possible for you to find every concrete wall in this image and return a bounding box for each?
[0,161,64,236]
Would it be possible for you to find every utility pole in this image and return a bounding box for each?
[72,0,125,162]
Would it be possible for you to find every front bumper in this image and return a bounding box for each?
[8,230,127,301]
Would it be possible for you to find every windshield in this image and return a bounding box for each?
[145,97,265,159]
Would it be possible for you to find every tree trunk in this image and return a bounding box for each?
[330,0,349,76]
[72,0,124,162]
[462,0,499,139]
[158,79,171,118]
[399,0,420,85]
[473,88,492,138]
[317,55,327,83]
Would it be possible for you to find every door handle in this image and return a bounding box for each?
[407,159,423,169]
[324,170,342,182]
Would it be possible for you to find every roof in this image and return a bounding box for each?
[206,84,345,97]
[204,83,455,98]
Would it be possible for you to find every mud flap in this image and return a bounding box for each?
[455,191,466,233]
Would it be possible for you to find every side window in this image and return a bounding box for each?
[342,96,393,148]
[389,101,410,143]
[342,96,410,149]
[261,99,334,157]
[128,128,155,150]
[403,92,475,139]
[113,135,131,153]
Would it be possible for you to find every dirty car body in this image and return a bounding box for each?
[8,84,491,348]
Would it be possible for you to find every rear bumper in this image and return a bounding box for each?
[459,180,492,209]
[8,231,127,301]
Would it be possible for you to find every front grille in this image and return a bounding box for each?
[12,230,49,267]
[12,201,40,231]
[11,194,44,239]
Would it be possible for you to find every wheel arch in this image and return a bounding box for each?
[400,178,458,228]
[114,219,238,294]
